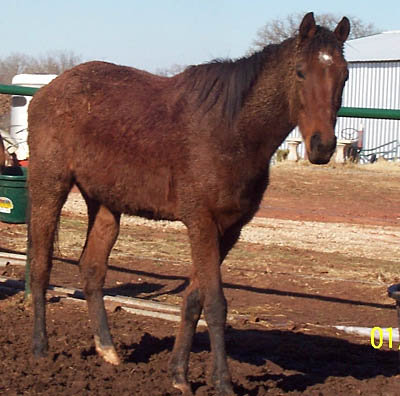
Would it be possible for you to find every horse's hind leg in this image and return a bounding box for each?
[79,197,121,365]
[29,175,72,358]
[170,273,203,395]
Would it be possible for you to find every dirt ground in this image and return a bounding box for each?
[1,161,400,395]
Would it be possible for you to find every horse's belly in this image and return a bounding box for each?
[74,164,179,220]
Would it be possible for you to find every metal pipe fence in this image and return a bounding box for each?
[1,83,399,297]
[1,83,400,120]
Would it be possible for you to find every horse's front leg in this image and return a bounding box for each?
[171,216,234,396]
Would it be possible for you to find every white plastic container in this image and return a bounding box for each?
[10,74,57,160]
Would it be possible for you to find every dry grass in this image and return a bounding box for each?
[55,215,399,287]
[268,160,400,218]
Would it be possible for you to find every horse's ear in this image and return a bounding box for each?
[299,12,317,41]
[334,17,351,43]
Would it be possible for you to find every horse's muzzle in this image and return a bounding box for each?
[308,133,337,164]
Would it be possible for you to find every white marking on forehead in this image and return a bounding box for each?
[318,51,333,65]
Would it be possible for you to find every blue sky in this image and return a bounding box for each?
[0,1,399,73]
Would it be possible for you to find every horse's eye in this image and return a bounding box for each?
[296,69,305,80]
[296,64,306,80]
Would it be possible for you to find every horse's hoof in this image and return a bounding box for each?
[170,358,193,395]
[32,341,49,359]
[217,385,235,396]
[94,336,120,365]
[33,348,48,359]
[213,379,236,396]
[172,379,193,396]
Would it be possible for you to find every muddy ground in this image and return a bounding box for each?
[1,161,400,395]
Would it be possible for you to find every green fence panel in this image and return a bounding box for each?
[2,83,400,120]
[0,83,399,300]
[338,107,400,120]
[0,84,38,96]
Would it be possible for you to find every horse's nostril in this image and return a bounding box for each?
[310,133,336,153]
[310,133,322,152]
[329,135,337,151]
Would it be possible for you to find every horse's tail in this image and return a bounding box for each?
[26,184,62,264]
[53,216,62,258]
[0,134,5,171]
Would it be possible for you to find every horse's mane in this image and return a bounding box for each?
[182,25,343,123]
[183,41,289,123]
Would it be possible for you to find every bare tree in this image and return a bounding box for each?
[155,63,187,77]
[0,50,83,132]
[250,12,379,52]
[0,50,82,84]
[0,54,34,83]
[29,50,82,75]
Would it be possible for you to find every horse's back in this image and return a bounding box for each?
[29,61,173,133]
[28,60,186,165]
[27,61,190,218]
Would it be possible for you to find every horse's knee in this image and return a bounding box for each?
[183,288,202,322]
[204,292,227,327]
[30,260,52,292]
[81,265,106,295]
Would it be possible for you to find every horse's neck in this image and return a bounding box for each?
[236,49,297,164]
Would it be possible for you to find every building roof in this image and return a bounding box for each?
[344,31,400,62]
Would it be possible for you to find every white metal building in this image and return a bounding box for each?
[285,31,400,161]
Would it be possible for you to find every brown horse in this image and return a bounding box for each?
[28,13,350,395]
